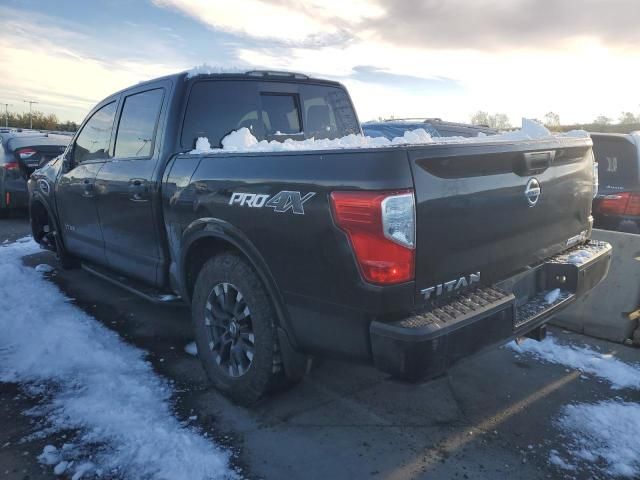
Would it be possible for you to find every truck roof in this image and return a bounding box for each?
[107,69,342,101]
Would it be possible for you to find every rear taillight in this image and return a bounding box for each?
[626,193,640,216]
[17,148,36,159]
[595,192,640,217]
[330,190,415,285]
[2,161,19,171]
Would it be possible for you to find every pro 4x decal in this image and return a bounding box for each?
[229,191,316,215]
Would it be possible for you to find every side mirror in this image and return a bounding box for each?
[62,150,73,172]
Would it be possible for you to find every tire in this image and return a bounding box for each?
[46,216,78,270]
[191,253,288,405]
[0,208,10,219]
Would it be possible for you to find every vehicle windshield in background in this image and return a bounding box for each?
[362,119,497,140]
[362,122,441,139]
[592,134,640,193]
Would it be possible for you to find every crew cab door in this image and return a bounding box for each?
[94,86,166,286]
[56,101,118,265]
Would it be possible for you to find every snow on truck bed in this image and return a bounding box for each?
[190,119,589,155]
[0,238,236,480]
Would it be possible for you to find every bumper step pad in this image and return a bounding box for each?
[515,289,572,328]
[395,287,513,331]
[370,240,612,380]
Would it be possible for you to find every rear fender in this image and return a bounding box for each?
[179,217,297,346]
[29,189,64,250]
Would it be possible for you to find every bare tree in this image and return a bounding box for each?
[470,111,490,126]
[470,111,511,130]
[543,112,560,127]
[594,115,612,125]
[618,111,638,124]
[490,113,511,130]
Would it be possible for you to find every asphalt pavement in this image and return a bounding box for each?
[1,213,638,480]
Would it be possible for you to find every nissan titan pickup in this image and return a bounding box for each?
[28,70,611,404]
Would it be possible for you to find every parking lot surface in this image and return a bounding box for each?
[1,214,639,479]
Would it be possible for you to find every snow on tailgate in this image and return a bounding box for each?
[0,238,236,480]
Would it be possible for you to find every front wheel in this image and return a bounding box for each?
[191,253,288,405]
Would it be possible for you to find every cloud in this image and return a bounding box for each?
[364,0,640,50]
[153,0,640,51]
[2,0,639,126]
[348,66,462,93]
[0,7,183,122]
[151,0,382,45]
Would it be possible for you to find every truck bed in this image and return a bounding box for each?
[164,135,596,360]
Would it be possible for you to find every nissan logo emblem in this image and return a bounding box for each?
[524,178,541,207]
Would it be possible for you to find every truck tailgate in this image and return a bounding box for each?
[408,138,594,304]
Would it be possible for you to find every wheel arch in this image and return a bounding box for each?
[180,218,295,340]
[29,191,62,248]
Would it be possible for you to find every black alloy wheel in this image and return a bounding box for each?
[204,282,255,378]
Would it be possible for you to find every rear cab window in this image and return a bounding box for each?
[181,79,359,149]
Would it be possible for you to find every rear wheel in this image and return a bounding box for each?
[191,253,288,405]
[0,208,10,219]
[32,207,78,269]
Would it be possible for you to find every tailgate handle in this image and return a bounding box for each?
[516,151,555,175]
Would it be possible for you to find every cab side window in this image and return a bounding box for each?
[73,102,117,164]
[114,89,164,159]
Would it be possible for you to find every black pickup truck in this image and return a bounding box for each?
[29,70,611,404]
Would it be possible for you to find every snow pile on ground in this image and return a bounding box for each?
[35,263,54,273]
[508,334,640,390]
[548,449,576,471]
[0,238,236,480]
[555,401,640,477]
[189,119,589,155]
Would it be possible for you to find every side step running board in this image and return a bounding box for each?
[81,263,185,307]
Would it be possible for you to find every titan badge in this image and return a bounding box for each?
[421,272,481,301]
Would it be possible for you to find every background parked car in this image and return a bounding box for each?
[591,132,640,234]
[0,131,69,217]
[362,118,498,139]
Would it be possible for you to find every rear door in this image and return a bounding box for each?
[408,139,595,303]
[56,101,118,264]
[94,85,166,285]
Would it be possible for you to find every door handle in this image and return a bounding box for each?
[82,179,95,196]
[129,178,149,201]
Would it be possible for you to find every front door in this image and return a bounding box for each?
[95,87,165,285]
[56,101,117,265]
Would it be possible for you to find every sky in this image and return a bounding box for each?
[1,0,639,125]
